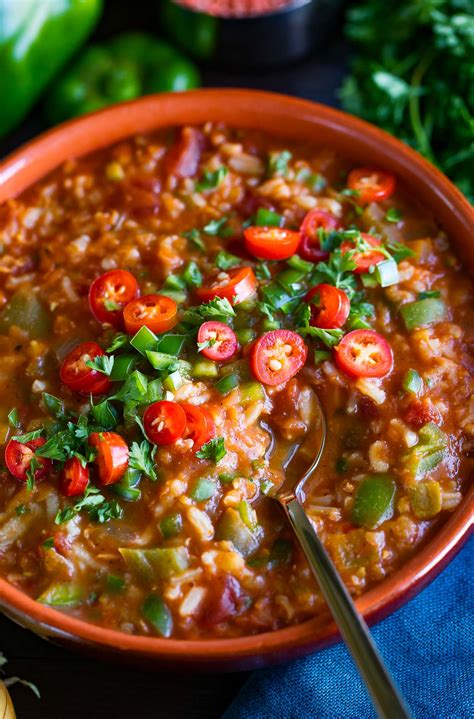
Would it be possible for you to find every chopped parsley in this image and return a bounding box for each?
[196,167,228,191]
[106,333,130,352]
[129,440,158,481]
[183,228,205,252]
[86,355,115,376]
[267,150,292,177]
[385,207,403,223]
[196,437,227,462]
[203,217,229,236]
[215,250,241,271]
[418,290,441,300]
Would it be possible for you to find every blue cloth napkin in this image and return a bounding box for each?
[224,537,473,719]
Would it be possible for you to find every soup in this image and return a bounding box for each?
[0,124,472,639]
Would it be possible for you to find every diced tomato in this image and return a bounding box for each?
[123,294,178,335]
[143,401,187,446]
[335,329,393,378]
[298,209,339,262]
[244,226,300,261]
[60,342,111,395]
[202,574,247,626]
[340,233,385,273]
[197,321,238,361]
[196,267,257,306]
[59,457,89,497]
[404,398,442,429]
[4,437,51,483]
[53,532,72,556]
[89,432,129,486]
[250,330,308,386]
[180,404,215,449]
[165,127,203,178]
[306,284,350,329]
[347,167,396,204]
[88,269,139,328]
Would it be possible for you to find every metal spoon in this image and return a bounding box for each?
[271,394,412,719]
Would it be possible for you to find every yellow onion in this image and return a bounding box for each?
[0,680,16,719]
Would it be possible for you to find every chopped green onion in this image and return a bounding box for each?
[130,326,158,355]
[109,354,137,382]
[402,369,423,396]
[267,150,292,177]
[196,166,228,191]
[254,207,284,227]
[215,372,239,395]
[400,298,447,330]
[191,477,217,502]
[142,594,173,637]
[192,358,219,379]
[374,259,399,287]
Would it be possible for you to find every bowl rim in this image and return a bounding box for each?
[0,88,472,664]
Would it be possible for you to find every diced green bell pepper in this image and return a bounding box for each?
[0,290,52,338]
[192,358,219,379]
[110,467,142,502]
[109,354,137,382]
[160,512,183,539]
[130,326,157,355]
[45,31,200,124]
[400,297,446,330]
[215,373,239,396]
[215,508,262,557]
[0,0,102,137]
[38,582,83,606]
[239,381,265,405]
[191,477,216,502]
[408,480,442,519]
[119,546,189,583]
[403,422,448,479]
[351,474,396,529]
[402,368,423,396]
[142,593,173,638]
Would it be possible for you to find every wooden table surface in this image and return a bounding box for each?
[0,4,348,715]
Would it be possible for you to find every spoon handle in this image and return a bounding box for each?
[283,497,412,719]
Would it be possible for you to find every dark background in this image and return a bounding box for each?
[0,2,348,716]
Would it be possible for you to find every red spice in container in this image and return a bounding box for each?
[176,0,294,17]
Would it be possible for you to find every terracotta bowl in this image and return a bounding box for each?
[0,90,472,670]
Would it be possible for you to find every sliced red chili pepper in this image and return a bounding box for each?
[59,342,111,395]
[347,167,396,204]
[165,127,204,178]
[59,457,89,497]
[123,294,178,335]
[88,269,139,328]
[335,329,393,378]
[196,267,257,306]
[250,330,308,386]
[197,321,238,361]
[340,233,386,273]
[244,226,300,261]
[143,401,187,446]
[298,209,339,262]
[306,283,350,329]
[4,437,51,483]
[89,432,129,486]
[180,403,215,449]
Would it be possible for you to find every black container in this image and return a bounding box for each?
[161,0,345,71]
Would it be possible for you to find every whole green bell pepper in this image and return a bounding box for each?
[0,0,103,138]
[45,31,200,124]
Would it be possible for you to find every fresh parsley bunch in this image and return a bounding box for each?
[340,0,474,200]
